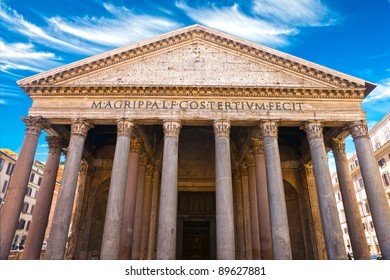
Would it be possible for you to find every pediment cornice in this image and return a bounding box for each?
[24,84,365,99]
[17,25,375,95]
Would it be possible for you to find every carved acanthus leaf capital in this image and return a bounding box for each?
[163,121,181,139]
[304,163,314,176]
[46,136,66,152]
[240,164,248,176]
[130,138,143,153]
[348,121,368,139]
[213,120,231,138]
[22,116,49,136]
[139,153,150,166]
[304,122,323,140]
[251,137,264,155]
[245,152,255,167]
[260,121,278,138]
[331,138,346,155]
[71,119,92,137]
[117,119,134,136]
[146,164,155,176]
[79,159,89,174]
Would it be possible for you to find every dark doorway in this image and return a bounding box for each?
[176,192,216,259]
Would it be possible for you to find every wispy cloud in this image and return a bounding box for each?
[252,0,338,26]
[363,77,390,118]
[0,2,92,54]
[0,39,62,73]
[175,1,296,46]
[46,2,181,47]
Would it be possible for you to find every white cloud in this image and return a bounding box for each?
[0,40,62,73]
[175,1,296,46]
[364,78,390,102]
[46,2,181,47]
[0,2,93,55]
[252,0,338,26]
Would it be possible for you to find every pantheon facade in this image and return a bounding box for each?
[1,25,389,260]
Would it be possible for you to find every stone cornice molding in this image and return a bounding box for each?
[163,120,181,139]
[213,120,231,138]
[71,119,93,137]
[22,116,49,136]
[260,121,278,138]
[304,121,323,140]
[348,120,369,140]
[331,138,346,155]
[116,118,134,137]
[18,26,369,92]
[22,85,365,99]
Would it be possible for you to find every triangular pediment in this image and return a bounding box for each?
[18,24,375,96]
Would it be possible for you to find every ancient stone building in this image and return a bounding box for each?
[1,25,389,260]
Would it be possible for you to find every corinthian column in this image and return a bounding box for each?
[147,162,161,260]
[303,122,346,260]
[21,136,65,260]
[45,119,92,260]
[157,120,181,260]
[246,152,261,259]
[131,153,149,260]
[251,137,273,260]
[119,138,142,259]
[348,121,390,260]
[100,119,134,259]
[0,116,48,260]
[260,121,292,260]
[331,138,370,260]
[214,120,236,259]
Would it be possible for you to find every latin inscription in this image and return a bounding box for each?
[91,100,304,111]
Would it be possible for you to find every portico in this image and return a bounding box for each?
[1,25,389,260]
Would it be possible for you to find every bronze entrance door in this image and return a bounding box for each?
[176,192,216,260]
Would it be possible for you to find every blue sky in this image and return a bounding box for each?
[1,0,390,166]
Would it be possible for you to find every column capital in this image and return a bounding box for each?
[22,116,49,136]
[240,164,248,176]
[79,159,89,175]
[331,138,346,155]
[251,138,264,155]
[71,119,93,137]
[260,121,278,138]
[130,138,143,153]
[46,136,65,152]
[348,121,369,140]
[117,119,134,137]
[303,163,314,177]
[213,120,231,138]
[163,120,181,139]
[146,164,155,176]
[245,152,255,167]
[139,153,150,166]
[304,121,323,140]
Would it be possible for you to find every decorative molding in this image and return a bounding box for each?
[251,137,264,155]
[348,121,368,139]
[213,120,231,138]
[331,138,346,155]
[23,85,366,99]
[117,118,134,136]
[245,152,255,167]
[146,164,155,176]
[79,159,89,175]
[260,121,278,138]
[46,136,65,151]
[71,119,92,137]
[139,153,150,166]
[22,116,49,136]
[130,138,143,153]
[163,120,181,139]
[304,163,314,176]
[304,121,323,140]
[19,27,364,90]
